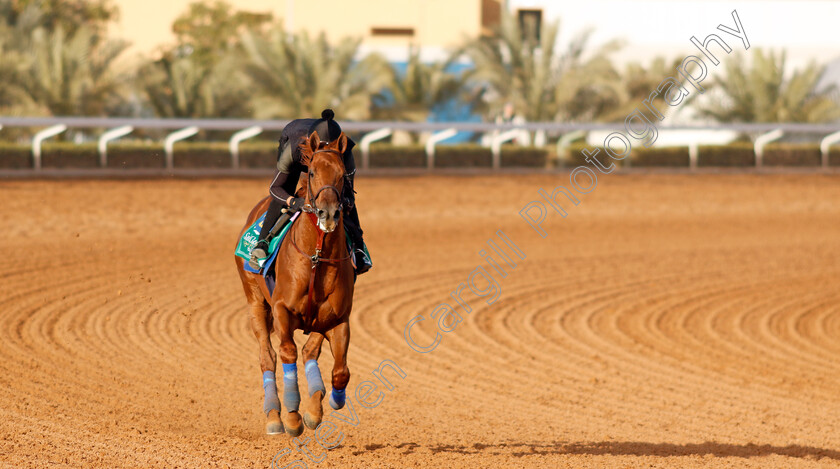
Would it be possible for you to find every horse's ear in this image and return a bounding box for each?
[336,132,348,155]
[307,131,320,154]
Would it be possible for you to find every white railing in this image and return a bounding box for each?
[0,117,838,171]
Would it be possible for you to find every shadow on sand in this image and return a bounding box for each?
[356,441,840,460]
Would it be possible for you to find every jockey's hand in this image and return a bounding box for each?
[287,197,305,212]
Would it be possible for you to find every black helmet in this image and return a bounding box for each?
[310,109,341,143]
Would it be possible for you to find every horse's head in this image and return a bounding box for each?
[299,130,348,233]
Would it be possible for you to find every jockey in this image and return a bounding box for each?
[249,109,372,274]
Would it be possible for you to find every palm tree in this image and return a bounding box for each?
[0,25,37,114]
[11,24,130,116]
[137,48,252,118]
[461,10,622,122]
[240,26,392,120]
[373,46,462,122]
[698,49,840,123]
[564,56,689,123]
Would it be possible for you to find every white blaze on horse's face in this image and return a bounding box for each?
[318,216,334,233]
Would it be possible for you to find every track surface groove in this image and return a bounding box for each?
[1,174,839,468]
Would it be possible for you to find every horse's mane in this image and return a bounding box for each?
[297,136,322,167]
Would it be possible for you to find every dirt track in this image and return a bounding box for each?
[1,174,840,468]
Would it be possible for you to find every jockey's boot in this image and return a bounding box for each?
[351,236,372,275]
[249,239,270,270]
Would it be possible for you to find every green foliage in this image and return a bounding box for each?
[0,0,129,117]
[137,50,252,118]
[20,25,130,116]
[1,0,838,129]
[763,143,821,166]
[135,1,261,118]
[698,49,840,123]
[238,141,278,168]
[697,142,755,167]
[2,141,834,170]
[2,0,118,35]
[172,1,271,59]
[500,145,548,167]
[631,146,690,167]
[565,144,624,168]
[435,144,492,167]
[374,47,463,122]
[0,142,33,168]
[564,144,689,168]
[106,142,165,168]
[240,26,392,120]
[41,141,98,168]
[369,144,426,168]
[461,9,624,122]
[589,57,690,122]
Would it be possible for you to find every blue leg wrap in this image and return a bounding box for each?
[282,363,300,412]
[305,360,326,397]
[329,388,346,410]
[262,371,280,415]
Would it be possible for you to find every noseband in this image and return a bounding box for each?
[303,148,344,216]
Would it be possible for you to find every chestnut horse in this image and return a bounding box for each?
[235,131,354,436]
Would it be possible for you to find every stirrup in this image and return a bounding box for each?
[354,249,371,274]
[249,245,269,270]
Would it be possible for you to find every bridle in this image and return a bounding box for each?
[301,148,344,217]
[290,146,352,319]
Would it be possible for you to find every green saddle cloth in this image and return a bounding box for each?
[234,213,290,262]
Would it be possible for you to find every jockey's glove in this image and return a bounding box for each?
[288,197,305,212]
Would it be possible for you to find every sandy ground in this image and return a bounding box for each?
[1,174,840,468]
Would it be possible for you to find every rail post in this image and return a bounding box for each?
[689,142,699,171]
[425,128,457,170]
[97,125,133,168]
[491,129,521,170]
[32,124,67,170]
[754,129,783,169]
[819,130,840,169]
[164,126,199,170]
[359,128,392,171]
[229,126,263,169]
[555,131,585,169]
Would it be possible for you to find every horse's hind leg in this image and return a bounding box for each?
[273,304,304,437]
[249,300,283,435]
[325,321,351,410]
[301,333,327,429]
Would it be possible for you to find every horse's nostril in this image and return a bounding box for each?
[334,210,340,219]
[317,209,326,217]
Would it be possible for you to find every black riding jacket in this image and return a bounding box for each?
[269,118,357,206]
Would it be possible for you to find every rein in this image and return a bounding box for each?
[290,147,351,319]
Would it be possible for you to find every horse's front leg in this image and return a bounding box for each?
[301,332,327,429]
[325,321,351,410]
[249,301,283,435]
[273,303,304,437]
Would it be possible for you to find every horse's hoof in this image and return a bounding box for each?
[282,411,304,437]
[266,409,284,435]
[303,390,324,430]
[302,412,320,430]
[266,421,284,435]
